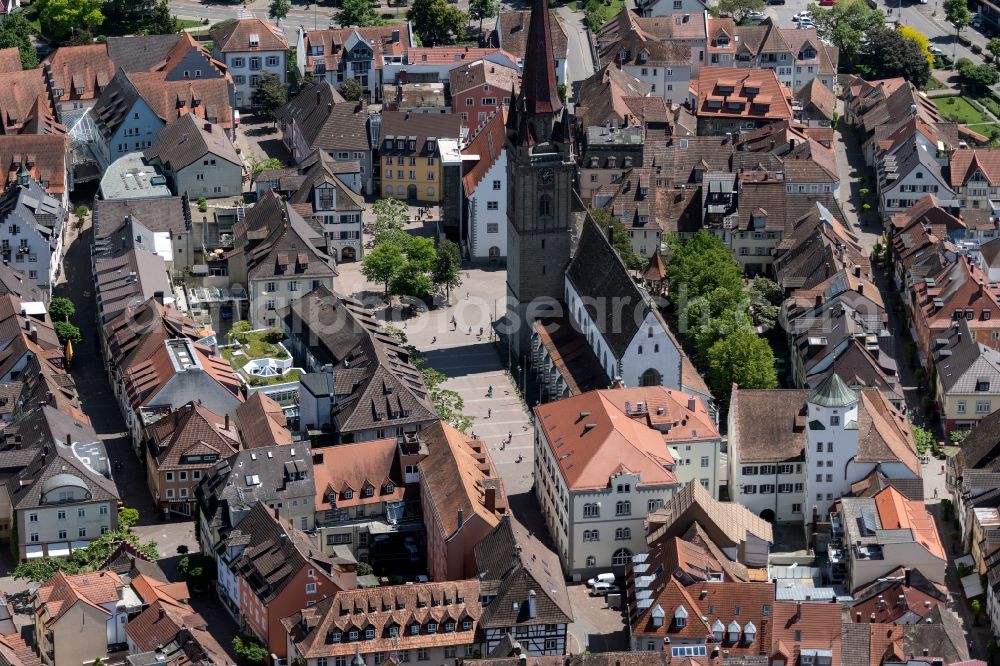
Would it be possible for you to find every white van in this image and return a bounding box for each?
[587,573,615,588]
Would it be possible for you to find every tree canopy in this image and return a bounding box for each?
[0,12,37,69]
[469,0,500,32]
[338,0,383,26]
[706,327,778,403]
[944,0,972,31]
[408,0,468,45]
[35,0,105,41]
[715,0,766,23]
[250,73,287,123]
[898,26,935,68]
[432,239,462,299]
[957,57,1000,93]
[48,297,75,322]
[861,25,931,89]
[339,78,365,101]
[268,0,291,25]
[807,0,884,62]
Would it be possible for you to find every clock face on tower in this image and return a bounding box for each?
[537,168,554,185]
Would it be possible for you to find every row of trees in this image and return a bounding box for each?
[29,0,179,42]
[334,0,498,45]
[666,231,779,404]
[361,199,462,300]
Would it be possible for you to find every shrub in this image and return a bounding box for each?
[197,196,208,213]
[262,327,284,344]
[972,43,983,54]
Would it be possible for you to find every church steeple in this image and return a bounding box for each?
[508,0,564,144]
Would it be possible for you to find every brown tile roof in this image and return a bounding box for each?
[312,437,407,509]
[277,80,370,154]
[495,10,568,60]
[144,112,241,171]
[129,72,234,131]
[950,148,1000,188]
[34,571,123,626]
[130,574,190,608]
[449,59,519,97]
[103,298,205,374]
[463,108,507,197]
[43,44,116,104]
[851,574,947,624]
[419,420,507,536]
[146,401,240,472]
[574,65,652,130]
[402,46,519,66]
[235,391,291,449]
[535,388,700,491]
[631,576,774,656]
[797,77,836,120]
[474,516,573,627]
[770,601,842,665]
[693,68,792,122]
[123,339,241,411]
[647,480,774,554]
[379,110,463,149]
[0,134,70,196]
[913,255,1000,334]
[0,69,52,134]
[0,48,20,73]
[729,387,808,463]
[302,25,410,75]
[124,600,207,654]
[210,18,288,53]
[282,579,483,658]
[0,632,41,666]
[855,388,921,475]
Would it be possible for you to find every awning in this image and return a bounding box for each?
[47,543,70,558]
[962,572,984,598]
[25,545,43,560]
[70,540,89,552]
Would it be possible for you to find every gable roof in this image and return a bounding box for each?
[277,80,370,153]
[312,437,405,510]
[43,44,116,104]
[0,135,71,197]
[729,387,809,463]
[474,515,573,627]
[463,108,508,197]
[128,71,234,131]
[494,9,569,60]
[0,47,21,73]
[0,69,52,134]
[34,571,123,625]
[146,401,241,471]
[235,391,292,448]
[107,34,189,72]
[418,420,507,537]
[144,112,241,171]
[574,65,652,131]
[950,148,1000,187]
[211,18,288,53]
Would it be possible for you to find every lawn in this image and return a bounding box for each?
[933,95,993,125]
[978,93,1000,119]
[585,0,624,30]
[245,369,301,388]
[221,331,289,370]
[177,18,207,30]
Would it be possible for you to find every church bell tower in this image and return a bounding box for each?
[504,0,575,359]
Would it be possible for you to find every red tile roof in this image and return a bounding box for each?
[211,18,288,53]
[34,571,123,626]
[770,601,842,665]
[462,108,507,197]
[693,68,792,122]
[43,44,116,104]
[0,69,53,134]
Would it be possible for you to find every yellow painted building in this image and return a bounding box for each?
[378,111,461,203]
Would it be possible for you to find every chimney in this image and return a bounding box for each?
[153,290,164,304]
[485,486,496,513]
[856,612,862,622]
[159,606,166,620]
[854,264,861,277]
[814,294,822,307]
[316,89,321,105]
[923,649,929,657]
[28,327,36,343]
[607,225,614,245]
[203,122,212,133]
[687,396,697,412]
[224,413,230,430]
[980,279,986,295]
[66,433,72,447]
[457,509,464,528]
[527,590,537,619]
[857,283,864,295]
[905,569,911,587]
[328,103,333,112]
[274,506,279,519]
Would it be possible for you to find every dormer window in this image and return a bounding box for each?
[743,621,756,645]
[712,619,725,642]
[715,36,729,47]
[637,49,648,62]
[727,620,740,643]
[410,624,420,635]
[249,33,260,47]
[330,632,342,643]
[385,482,394,493]
[343,489,353,499]
[717,84,734,94]
[389,626,399,637]
[365,628,375,640]
[802,48,816,59]
[363,485,374,497]
[651,604,665,628]
[673,605,688,628]
[977,379,991,392]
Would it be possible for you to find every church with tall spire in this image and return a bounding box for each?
[503,0,576,359]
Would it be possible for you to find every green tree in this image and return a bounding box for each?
[748,277,782,330]
[956,58,1000,92]
[249,73,287,124]
[899,25,935,68]
[408,0,468,45]
[390,262,433,298]
[357,562,374,576]
[469,0,500,34]
[911,423,935,454]
[13,557,77,583]
[706,327,778,402]
[944,0,972,58]
[362,240,406,296]
[715,0,765,23]
[972,598,983,625]
[666,230,743,305]
[339,78,364,101]
[338,0,382,26]
[48,297,75,322]
[34,0,105,41]
[0,12,38,69]
[232,635,269,665]
[808,0,884,62]
[590,208,643,271]
[229,320,253,343]
[862,26,931,89]
[432,239,462,299]
[144,0,179,35]
[950,428,971,444]
[403,235,437,273]
[249,156,284,180]
[372,198,409,239]
[118,507,139,530]
[268,0,291,25]
[989,37,1000,58]
[422,366,474,432]
[54,321,81,347]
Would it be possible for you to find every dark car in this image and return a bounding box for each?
[765,0,785,5]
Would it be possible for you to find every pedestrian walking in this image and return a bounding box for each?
[487,408,492,418]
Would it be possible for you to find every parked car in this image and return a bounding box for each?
[586,573,615,588]
[590,582,616,596]
[793,10,812,20]
[766,0,785,6]
[929,46,943,55]
[746,10,766,20]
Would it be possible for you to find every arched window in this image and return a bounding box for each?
[489,246,500,257]
[648,326,654,338]
[640,368,662,387]
[586,555,596,567]
[584,503,600,517]
[612,548,633,566]
[615,527,631,540]
[539,194,552,217]
[615,501,631,516]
